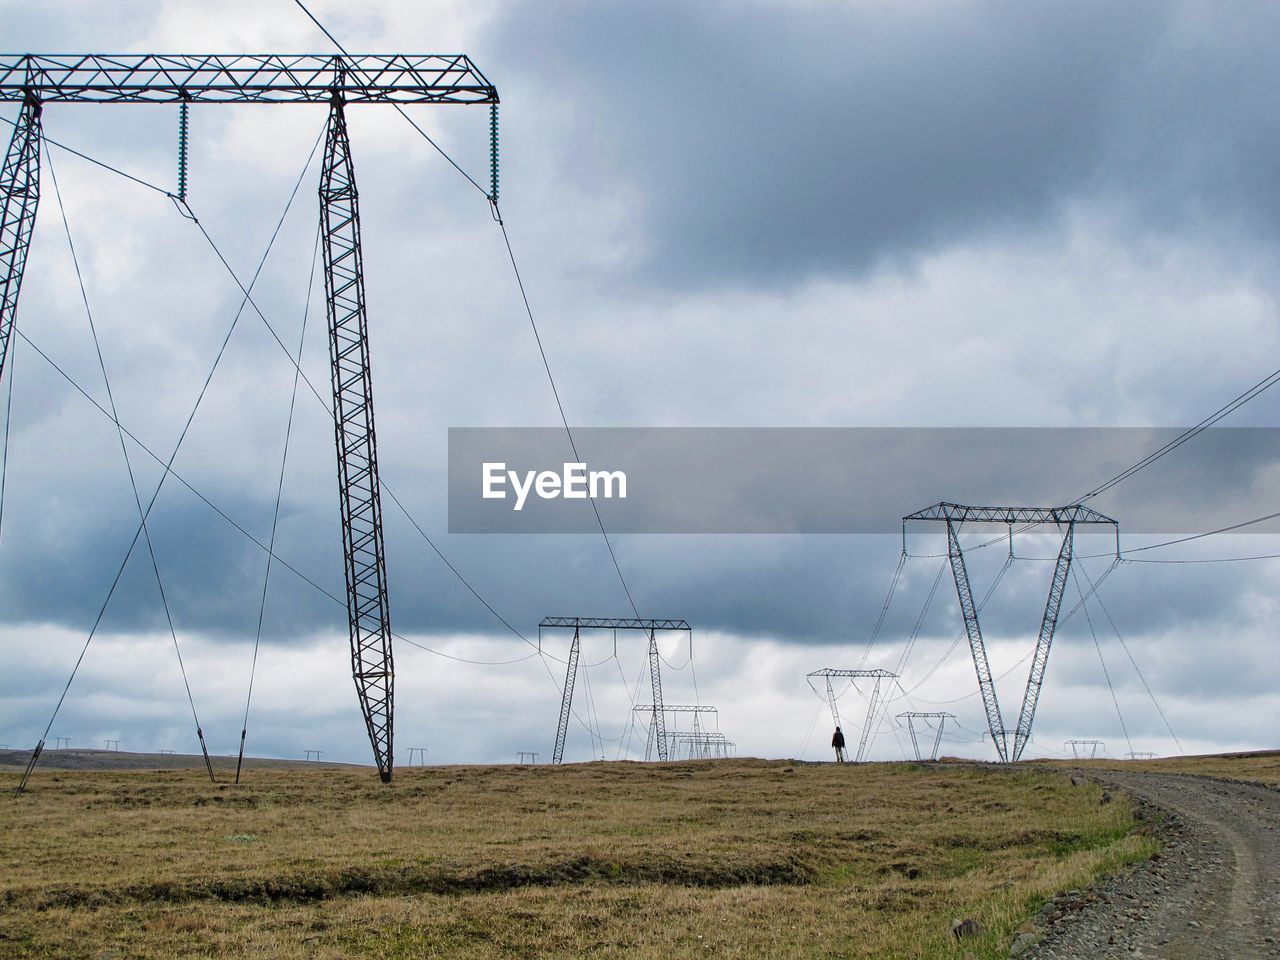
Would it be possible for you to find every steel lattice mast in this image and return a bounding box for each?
[0,53,499,782]
[320,95,395,782]
[1012,523,1073,762]
[0,96,40,392]
[551,627,580,765]
[647,629,669,761]
[903,502,1118,763]
[945,519,1009,761]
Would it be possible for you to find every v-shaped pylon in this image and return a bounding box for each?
[944,519,1074,762]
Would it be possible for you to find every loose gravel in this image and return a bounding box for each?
[1022,771,1280,959]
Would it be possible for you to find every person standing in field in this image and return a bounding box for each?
[832,726,846,763]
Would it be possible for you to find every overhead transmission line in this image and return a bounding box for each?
[1076,365,1280,503]
[289,0,490,198]
[1071,565,1134,758]
[0,113,173,197]
[1075,561,1183,753]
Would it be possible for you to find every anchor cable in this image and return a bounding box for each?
[48,147,217,782]
[237,223,321,783]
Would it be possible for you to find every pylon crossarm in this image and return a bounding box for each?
[904,502,1117,527]
[541,617,689,631]
[807,668,897,678]
[0,54,498,104]
[633,704,716,714]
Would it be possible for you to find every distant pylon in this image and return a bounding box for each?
[896,712,954,761]
[806,668,897,762]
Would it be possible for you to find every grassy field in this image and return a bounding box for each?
[0,759,1153,959]
[1036,749,1280,785]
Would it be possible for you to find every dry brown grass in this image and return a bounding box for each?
[1035,748,1280,785]
[0,759,1153,959]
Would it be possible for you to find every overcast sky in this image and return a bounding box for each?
[1,0,1277,769]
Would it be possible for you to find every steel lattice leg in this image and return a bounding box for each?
[946,520,1009,762]
[648,630,668,761]
[1012,524,1074,762]
[856,676,882,763]
[552,628,580,764]
[0,97,41,390]
[930,719,945,762]
[320,99,395,783]
[906,716,921,761]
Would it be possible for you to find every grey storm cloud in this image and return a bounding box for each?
[493,0,1280,288]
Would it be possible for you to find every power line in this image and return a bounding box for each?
[1124,552,1280,564]
[1,113,173,196]
[289,0,491,198]
[1077,365,1280,503]
[1075,562,1184,754]
[1122,510,1280,554]
[854,552,905,670]
[1071,565,1133,757]
[495,213,642,619]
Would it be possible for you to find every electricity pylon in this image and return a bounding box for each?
[1065,738,1105,759]
[0,54,500,783]
[668,732,735,759]
[902,503,1119,762]
[540,617,692,763]
[896,711,954,761]
[806,668,897,762]
[633,704,719,761]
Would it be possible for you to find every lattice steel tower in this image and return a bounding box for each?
[902,503,1118,763]
[0,55,500,782]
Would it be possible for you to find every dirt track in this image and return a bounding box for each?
[1027,771,1280,959]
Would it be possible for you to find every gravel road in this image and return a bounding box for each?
[1025,771,1279,959]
